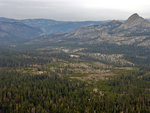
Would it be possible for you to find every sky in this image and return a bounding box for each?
[0,0,150,21]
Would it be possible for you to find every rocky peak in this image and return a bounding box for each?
[118,13,150,29]
[127,13,141,21]
[125,13,144,24]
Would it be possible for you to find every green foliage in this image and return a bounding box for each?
[0,68,150,113]
[0,46,150,112]
[71,73,88,77]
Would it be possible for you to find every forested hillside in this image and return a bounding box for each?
[0,48,150,113]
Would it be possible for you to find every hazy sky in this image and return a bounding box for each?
[0,0,150,21]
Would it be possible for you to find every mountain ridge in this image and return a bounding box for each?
[24,13,150,48]
[0,21,42,45]
[0,17,108,34]
[121,13,150,28]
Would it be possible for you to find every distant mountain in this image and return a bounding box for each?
[26,13,150,48]
[0,17,17,22]
[113,13,150,36]
[0,17,108,34]
[120,13,150,28]
[0,21,42,45]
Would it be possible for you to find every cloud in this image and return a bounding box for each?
[0,0,150,20]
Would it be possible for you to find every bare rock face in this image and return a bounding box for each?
[65,13,150,39]
[26,13,150,48]
[114,13,150,36]
[62,20,122,40]
[120,13,150,29]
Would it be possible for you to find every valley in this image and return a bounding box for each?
[0,13,150,113]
